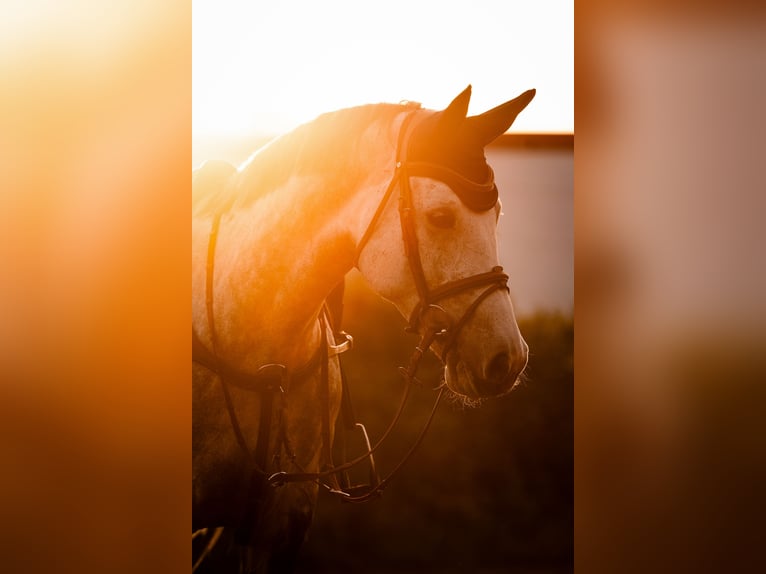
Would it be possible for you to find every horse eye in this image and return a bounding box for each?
[427,209,456,229]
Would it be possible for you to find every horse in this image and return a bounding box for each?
[192,85,534,573]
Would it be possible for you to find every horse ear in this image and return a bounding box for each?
[446,84,472,118]
[434,85,472,131]
[465,89,536,146]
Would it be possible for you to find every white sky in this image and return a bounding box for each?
[193,0,573,138]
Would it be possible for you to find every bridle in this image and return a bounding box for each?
[354,110,511,363]
[192,108,511,512]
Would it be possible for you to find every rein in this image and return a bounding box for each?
[192,108,510,508]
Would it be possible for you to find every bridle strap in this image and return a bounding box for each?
[205,212,222,348]
[407,267,510,333]
[398,163,431,304]
[353,112,419,267]
[192,337,322,393]
[426,267,509,303]
[439,281,509,362]
[202,212,263,468]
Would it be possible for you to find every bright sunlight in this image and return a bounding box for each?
[193,0,572,139]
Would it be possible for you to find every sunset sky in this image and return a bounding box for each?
[193,0,573,138]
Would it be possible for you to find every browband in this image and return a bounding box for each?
[405,161,498,212]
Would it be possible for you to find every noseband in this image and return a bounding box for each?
[355,111,511,362]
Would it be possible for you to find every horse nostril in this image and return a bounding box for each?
[486,352,511,383]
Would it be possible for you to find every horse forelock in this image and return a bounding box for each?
[192,103,412,218]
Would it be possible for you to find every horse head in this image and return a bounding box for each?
[355,86,534,402]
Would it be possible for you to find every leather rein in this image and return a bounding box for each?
[192,109,510,505]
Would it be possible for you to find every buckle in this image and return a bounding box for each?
[420,304,451,338]
[329,331,354,357]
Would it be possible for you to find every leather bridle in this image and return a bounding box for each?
[354,110,511,363]
[192,108,511,511]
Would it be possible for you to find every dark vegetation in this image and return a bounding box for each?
[296,274,573,573]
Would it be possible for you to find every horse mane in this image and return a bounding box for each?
[193,102,420,217]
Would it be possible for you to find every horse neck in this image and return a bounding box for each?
[192,174,357,371]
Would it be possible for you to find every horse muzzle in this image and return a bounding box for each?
[445,336,528,400]
[474,339,529,397]
[432,290,528,401]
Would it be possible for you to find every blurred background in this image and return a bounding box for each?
[1,1,190,573]
[576,2,766,572]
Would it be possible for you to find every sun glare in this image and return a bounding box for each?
[192,0,572,139]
